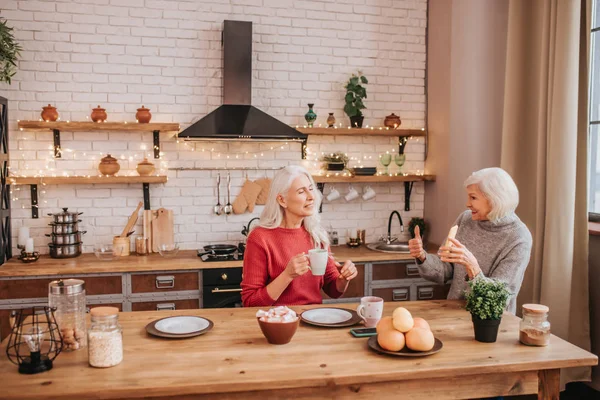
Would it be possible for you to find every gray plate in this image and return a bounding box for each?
[367,335,443,357]
[145,316,214,339]
[300,307,362,328]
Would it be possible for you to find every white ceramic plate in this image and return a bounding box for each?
[301,308,353,324]
[154,316,211,335]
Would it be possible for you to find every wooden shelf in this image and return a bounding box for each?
[312,174,435,183]
[10,176,168,185]
[297,127,426,137]
[17,121,180,132]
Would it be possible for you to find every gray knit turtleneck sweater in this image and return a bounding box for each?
[417,210,532,314]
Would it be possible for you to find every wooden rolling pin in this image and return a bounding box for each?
[120,201,143,238]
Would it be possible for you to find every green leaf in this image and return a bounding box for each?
[344,103,358,117]
[345,93,355,103]
[350,76,359,86]
[354,98,365,110]
[360,76,368,84]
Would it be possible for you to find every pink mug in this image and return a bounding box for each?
[356,296,384,328]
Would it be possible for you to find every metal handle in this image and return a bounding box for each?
[156,303,176,311]
[392,288,409,301]
[406,264,420,276]
[211,288,242,293]
[221,273,228,281]
[417,287,434,300]
[156,275,175,289]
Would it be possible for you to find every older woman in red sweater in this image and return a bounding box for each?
[241,165,358,307]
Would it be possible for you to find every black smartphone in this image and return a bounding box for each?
[349,327,377,338]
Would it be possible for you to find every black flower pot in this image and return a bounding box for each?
[326,162,345,171]
[350,116,364,128]
[471,315,501,343]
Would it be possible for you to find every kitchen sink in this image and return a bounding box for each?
[366,242,410,254]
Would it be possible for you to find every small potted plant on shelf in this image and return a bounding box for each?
[343,71,368,128]
[319,152,348,171]
[464,279,511,343]
[408,217,426,241]
[0,14,22,84]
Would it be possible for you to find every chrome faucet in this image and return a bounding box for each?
[385,211,404,244]
[241,217,260,237]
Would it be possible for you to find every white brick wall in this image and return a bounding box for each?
[1,0,427,254]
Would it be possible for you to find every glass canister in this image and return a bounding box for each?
[48,279,87,351]
[88,307,123,368]
[519,303,551,346]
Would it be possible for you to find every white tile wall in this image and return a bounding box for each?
[1,0,427,254]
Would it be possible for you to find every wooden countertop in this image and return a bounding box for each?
[0,246,421,277]
[0,301,596,400]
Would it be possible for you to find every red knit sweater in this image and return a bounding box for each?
[241,226,344,307]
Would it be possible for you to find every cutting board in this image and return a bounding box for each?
[152,208,174,253]
[143,210,153,253]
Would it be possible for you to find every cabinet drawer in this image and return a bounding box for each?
[416,284,450,301]
[0,275,122,300]
[131,299,199,312]
[372,286,411,302]
[131,272,199,294]
[372,262,418,281]
[322,264,365,299]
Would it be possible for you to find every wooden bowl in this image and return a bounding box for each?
[257,317,299,345]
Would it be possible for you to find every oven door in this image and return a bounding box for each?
[203,285,242,308]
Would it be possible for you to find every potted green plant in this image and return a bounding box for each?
[343,71,368,128]
[464,279,511,343]
[408,217,426,240]
[0,15,22,84]
[320,152,349,171]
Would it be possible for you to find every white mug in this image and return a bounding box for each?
[356,296,384,328]
[326,187,340,201]
[344,186,359,202]
[308,249,328,276]
[362,186,376,200]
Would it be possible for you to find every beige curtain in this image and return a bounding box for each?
[501,0,591,385]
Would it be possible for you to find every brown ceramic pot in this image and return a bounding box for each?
[98,154,120,176]
[91,105,107,122]
[136,158,155,176]
[257,317,299,345]
[384,113,402,129]
[326,113,336,128]
[136,105,152,123]
[41,104,59,122]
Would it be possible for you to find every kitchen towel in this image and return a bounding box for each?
[254,178,272,205]
[233,179,262,214]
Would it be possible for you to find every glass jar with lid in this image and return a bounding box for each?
[88,307,123,368]
[48,279,87,351]
[519,304,551,346]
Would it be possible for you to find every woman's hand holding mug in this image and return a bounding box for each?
[284,253,310,279]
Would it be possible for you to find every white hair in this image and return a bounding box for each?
[259,165,329,249]
[464,167,519,223]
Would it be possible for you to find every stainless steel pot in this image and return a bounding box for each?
[49,221,81,234]
[48,243,82,259]
[48,208,83,224]
[45,231,86,245]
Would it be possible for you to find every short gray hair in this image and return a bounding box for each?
[464,167,519,223]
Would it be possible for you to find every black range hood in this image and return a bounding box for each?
[178,20,307,145]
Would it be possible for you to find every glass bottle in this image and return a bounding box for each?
[48,279,87,351]
[519,304,551,346]
[88,307,123,368]
[331,230,339,246]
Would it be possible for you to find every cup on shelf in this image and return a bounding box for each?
[362,186,376,201]
[326,187,340,202]
[344,185,359,202]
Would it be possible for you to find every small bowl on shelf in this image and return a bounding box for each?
[158,244,179,258]
[94,245,114,261]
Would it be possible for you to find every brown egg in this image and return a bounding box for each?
[376,316,395,335]
[406,327,435,351]
[392,307,414,333]
[413,317,431,331]
[377,329,406,352]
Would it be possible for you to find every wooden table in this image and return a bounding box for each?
[0,301,596,400]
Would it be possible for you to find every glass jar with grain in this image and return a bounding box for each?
[519,304,550,346]
[88,307,123,368]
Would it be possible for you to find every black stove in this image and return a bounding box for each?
[198,251,243,262]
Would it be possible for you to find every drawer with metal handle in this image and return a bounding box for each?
[130,272,199,293]
[211,287,242,293]
[131,299,199,312]
[393,288,410,302]
[155,275,175,289]
[406,264,420,277]
[156,303,176,311]
[417,286,434,300]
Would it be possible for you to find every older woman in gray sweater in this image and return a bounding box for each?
[409,167,532,314]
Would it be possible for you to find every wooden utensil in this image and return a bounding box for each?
[120,202,143,238]
[152,208,174,253]
[143,209,153,252]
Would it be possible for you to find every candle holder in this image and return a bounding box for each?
[18,249,40,263]
[346,238,360,248]
[6,306,63,374]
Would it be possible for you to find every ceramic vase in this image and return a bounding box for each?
[136,105,152,123]
[98,154,120,176]
[304,103,317,128]
[41,104,59,122]
[91,106,107,123]
[326,113,336,128]
[384,113,402,129]
[136,158,155,176]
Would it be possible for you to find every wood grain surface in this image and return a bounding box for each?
[0,301,596,400]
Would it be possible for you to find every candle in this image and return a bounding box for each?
[349,228,357,239]
[25,238,34,253]
[18,227,30,247]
